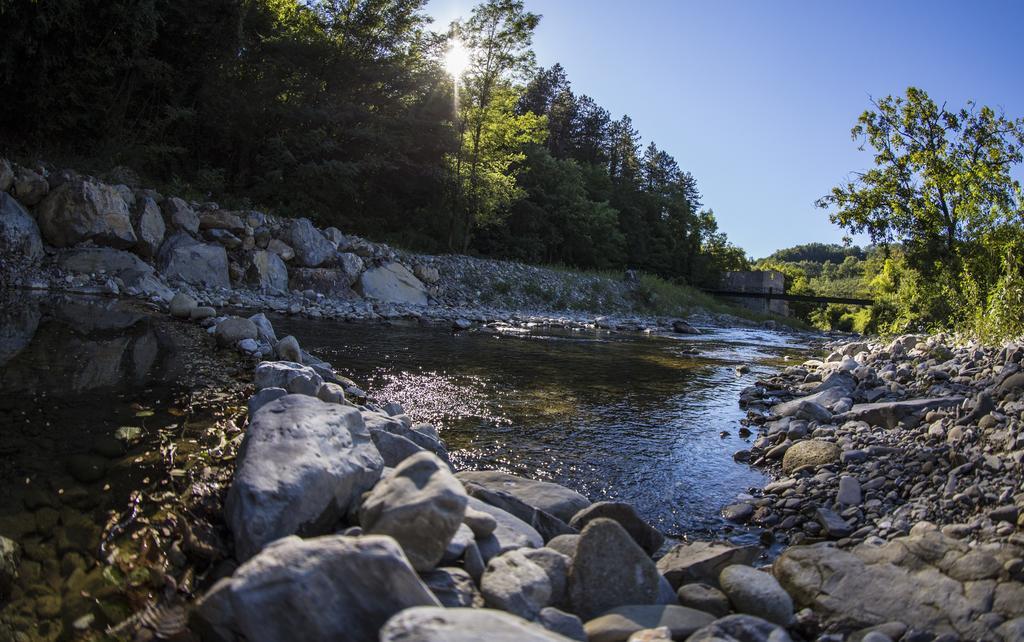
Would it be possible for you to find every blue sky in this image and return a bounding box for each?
[426,0,1024,259]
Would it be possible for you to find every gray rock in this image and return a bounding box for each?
[36,178,136,248]
[357,261,428,305]
[161,196,200,234]
[814,507,853,538]
[13,167,49,205]
[0,192,43,263]
[247,250,289,293]
[247,387,288,416]
[371,428,426,467]
[463,481,576,542]
[685,614,794,642]
[131,196,166,258]
[547,534,581,561]
[253,361,323,396]
[456,470,591,523]
[481,548,553,619]
[290,218,334,267]
[420,567,481,608]
[363,411,452,467]
[676,583,730,617]
[470,496,544,561]
[238,338,259,354]
[835,397,966,429]
[414,263,441,284]
[317,382,346,404]
[337,251,364,284]
[267,238,295,261]
[225,395,383,560]
[0,158,13,191]
[656,542,761,589]
[380,607,574,642]
[248,312,277,344]
[359,451,468,571]
[275,335,301,362]
[215,316,259,347]
[568,518,662,620]
[538,607,586,641]
[289,267,359,298]
[781,439,840,474]
[58,247,172,300]
[718,564,793,626]
[157,231,230,289]
[465,506,498,538]
[582,605,714,642]
[569,501,664,555]
[200,210,245,232]
[195,534,438,642]
[837,475,862,505]
[523,547,571,607]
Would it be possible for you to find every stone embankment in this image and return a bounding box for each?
[0,157,717,335]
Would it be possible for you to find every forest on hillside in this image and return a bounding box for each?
[0,0,748,288]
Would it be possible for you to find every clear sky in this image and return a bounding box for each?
[425,0,1024,259]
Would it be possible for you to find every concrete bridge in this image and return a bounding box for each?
[706,270,873,316]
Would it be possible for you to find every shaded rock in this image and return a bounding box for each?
[225,395,383,560]
[357,261,428,305]
[58,247,172,299]
[157,231,230,289]
[247,250,289,293]
[814,507,853,538]
[686,614,794,642]
[36,178,136,248]
[837,475,862,505]
[462,481,575,542]
[380,607,573,642]
[656,542,761,590]
[835,397,965,429]
[0,158,12,192]
[359,451,468,571]
[583,605,714,642]
[253,361,323,395]
[371,429,425,467]
[289,267,359,298]
[0,192,43,263]
[676,583,730,617]
[538,607,586,641]
[316,382,347,404]
[337,251,364,284]
[247,387,287,416]
[195,534,438,642]
[200,210,245,232]
[719,564,793,626]
[248,312,277,344]
[569,501,663,555]
[568,518,662,620]
[481,548,553,619]
[414,263,441,284]
[456,470,590,523]
[464,505,498,538]
[215,316,258,347]
[781,439,840,474]
[275,335,301,362]
[290,218,334,267]
[131,195,166,258]
[161,197,199,234]
[13,167,49,205]
[0,536,18,598]
[470,496,543,561]
[420,567,481,608]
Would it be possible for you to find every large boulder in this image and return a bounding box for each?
[12,167,49,205]
[568,501,663,555]
[481,548,554,619]
[58,248,173,300]
[290,218,334,267]
[380,607,574,642]
[568,518,662,620]
[781,439,841,474]
[254,361,322,395]
[247,250,289,293]
[215,316,259,347]
[225,395,383,560]
[36,178,137,248]
[359,451,468,571]
[337,251,365,284]
[200,210,245,232]
[195,534,439,642]
[456,471,590,523]
[462,481,575,543]
[157,231,230,289]
[582,605,714,642]
[289,267,359,298]
[357,261,428,305]
[718,564,793,626]
[655,542,760,590]
[131,196,166,258]
[161,197,199,234]
[0,192,43,263]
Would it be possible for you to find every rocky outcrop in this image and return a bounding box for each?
[196,535,439,642]
[157,232,230,289]
[36,178,137,248]
[225,394,383,560]
[357,261,428,306]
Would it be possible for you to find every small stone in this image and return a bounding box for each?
[837,476,862,505]
[676,583,730,617]
[169,292,197,318]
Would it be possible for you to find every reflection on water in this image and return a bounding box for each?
[273,317,807,541]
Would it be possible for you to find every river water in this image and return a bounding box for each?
[0,295,806,640]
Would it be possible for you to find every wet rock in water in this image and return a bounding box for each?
[583,605,715,642]
[158,231,230,289]
[568,501,664,555]
[215,316,258,347]
[253,361,323,396]
[656,541,761,589]
[161,196,200,234]
[169,292,197,318]
[481,548,553,619]
[675,583,730,617]
[359,451,468,571]
[275,335,301,362]
[538,607,586,641]
[289,218,335,268]
[469,496,544,562]
[420,567,482,608]
[672,320,700,334]
[455,471,591,523]
[686,614,793,642]
[568,518,662,620]
[721,502,754,523]
[195,534,438,642]
[380,607,573,642]
[0,192,43,263]
[36,177,136,247]
[357,261,428,306]
[781,439,840,474]
[226,395,383,560]
[718,564,793,626]
[66,454,107,483]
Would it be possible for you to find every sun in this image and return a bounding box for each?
[445,39,470,78]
